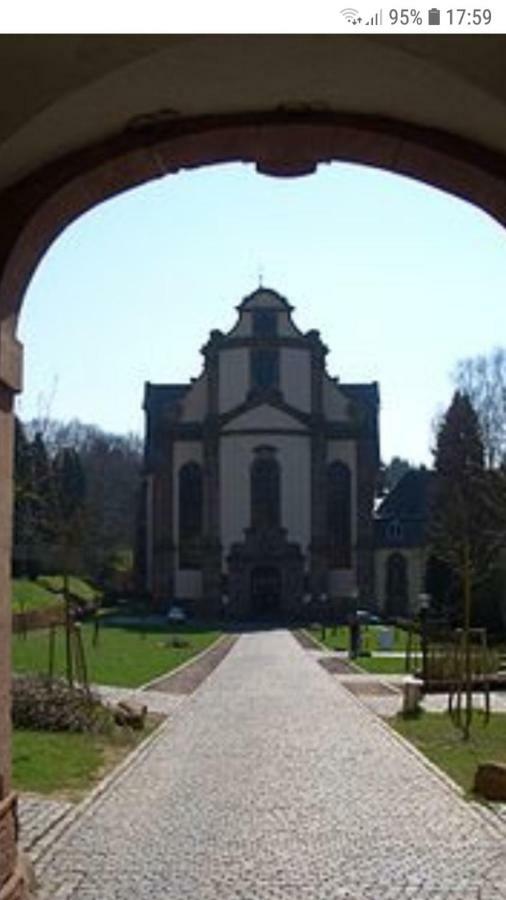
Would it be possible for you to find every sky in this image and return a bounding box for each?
[16,161,506,465]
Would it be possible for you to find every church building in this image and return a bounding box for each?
[142,287,380,619]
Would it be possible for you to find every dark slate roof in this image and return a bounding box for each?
[143,382,189,413]
[375,469,434,549]
[377,469,433,519]
[237,286,294,312]
[339,383,380,410]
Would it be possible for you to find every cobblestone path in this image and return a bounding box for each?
[36,631,506,899]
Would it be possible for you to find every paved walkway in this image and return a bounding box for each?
[36,631,506,899]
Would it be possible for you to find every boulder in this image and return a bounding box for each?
[474,762,506,801]
[114,700,147,730]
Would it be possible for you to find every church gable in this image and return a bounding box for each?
[222,403,308,433]
[227,287,303,339]
[180,372,208,422]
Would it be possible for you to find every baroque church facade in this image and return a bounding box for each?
[142,287,380,619]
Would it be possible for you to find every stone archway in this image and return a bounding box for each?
[1,41,506,896]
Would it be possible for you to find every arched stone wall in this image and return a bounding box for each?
[0,109,505,898]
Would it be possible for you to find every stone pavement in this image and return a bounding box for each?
[35,630,506,899]
[18,796,73,856]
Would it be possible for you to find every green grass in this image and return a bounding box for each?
[309,624,420,654]
[12,728,104,795]
[12,575,100,613]
[354,655,418,675]
[392,710,506,795]
[12,623,221,687]
[37,574,100,603]
[12,721,159,796]
[12,579,57,613]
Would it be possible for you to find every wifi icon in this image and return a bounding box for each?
[340,7,361,23]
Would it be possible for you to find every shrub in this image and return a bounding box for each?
[12,675,112,734]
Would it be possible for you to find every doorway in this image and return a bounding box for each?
[251,565,282,618]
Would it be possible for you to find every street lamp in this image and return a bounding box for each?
[418,593,431,683]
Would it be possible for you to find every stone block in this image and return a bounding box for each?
[114,700,147,730]
[473,762,506,801]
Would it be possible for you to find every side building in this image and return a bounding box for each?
[374,468,433,618]
[141,287,380,619]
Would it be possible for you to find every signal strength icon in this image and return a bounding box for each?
[340,8,361,24]
[365,10,383,25]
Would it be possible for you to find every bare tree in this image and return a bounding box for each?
[453,348,506,468]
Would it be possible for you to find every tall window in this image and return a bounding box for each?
[251,450,280,529]
[252,309,278,337]
[179,462,203,569]
[251,348,279,390]
[327,461,351,567]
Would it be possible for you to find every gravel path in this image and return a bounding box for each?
[35,630,506,899]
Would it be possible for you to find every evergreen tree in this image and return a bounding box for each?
[429,390,506,738]
[430,391,503,600]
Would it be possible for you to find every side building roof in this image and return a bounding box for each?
[375,468,434,549]
[143,382,190,415]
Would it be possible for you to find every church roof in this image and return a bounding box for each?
[376,469,433,521]
[237,286,294,312]
[143,382,189,413]
[375,469,433,548]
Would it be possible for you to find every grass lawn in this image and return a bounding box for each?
[12,623,221,687]
[12,579,57,613]
[12,721,159,797]
[37,574,100,603]
[12,575,100,613]
[392,710,506,795]
[309,624,420,655]
[354,655,418,675]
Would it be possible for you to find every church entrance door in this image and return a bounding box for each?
[251,566,282,619]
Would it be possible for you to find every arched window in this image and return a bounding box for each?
[251,450,280,529]
[327,461,351,568]
[179,462,203,569]
[385,552,408,617]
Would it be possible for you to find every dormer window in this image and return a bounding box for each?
[251,348,279,389]
[387,519,404,543]
[252,309,277,338]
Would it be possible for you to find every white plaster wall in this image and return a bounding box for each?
[326,440,357,547]
[220,433,311,558]
[219,347,249,412]
[175,570,203,598]
[180,373,207,422]
[281,348,311,412]
[323,375,351,421]
[223,404,306,432]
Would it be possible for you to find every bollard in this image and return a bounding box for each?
[402,676,423,715]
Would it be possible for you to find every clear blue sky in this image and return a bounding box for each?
[16,162,506,465]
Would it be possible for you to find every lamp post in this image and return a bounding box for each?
[418,593,431,684]
[320,592,328,642]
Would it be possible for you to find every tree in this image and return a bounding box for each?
[429,391,506,738]
[22,417,142,586]
[51,447,87,686]
[453,347,506,467]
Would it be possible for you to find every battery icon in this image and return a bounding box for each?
[428,8,441,24]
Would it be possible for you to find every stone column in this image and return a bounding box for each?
[0,325,27,900]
